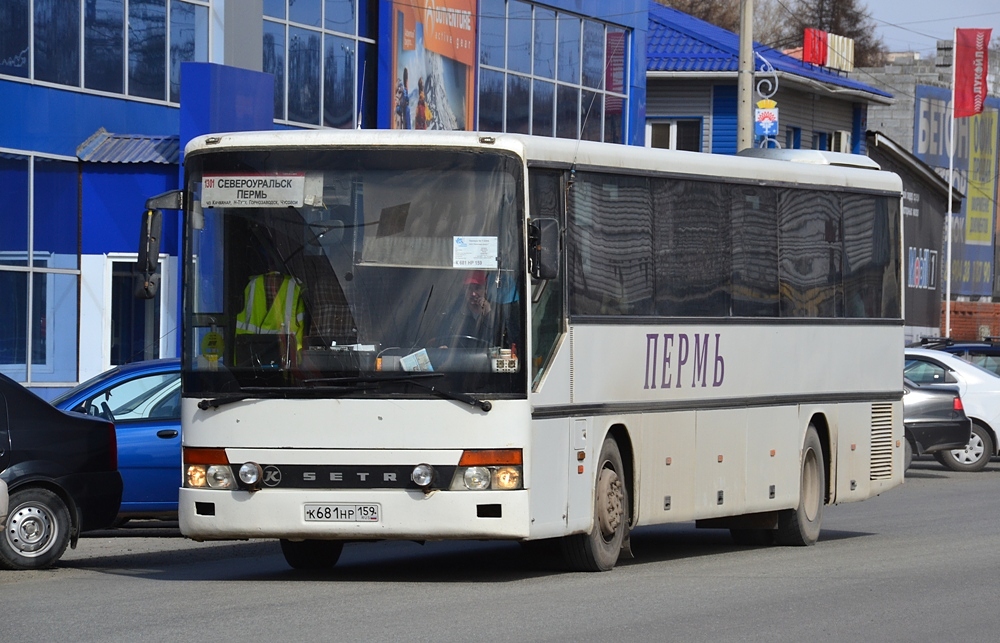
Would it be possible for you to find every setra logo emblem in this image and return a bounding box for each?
[262,466,282,487]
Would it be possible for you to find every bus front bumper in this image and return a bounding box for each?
[178,487,532,541]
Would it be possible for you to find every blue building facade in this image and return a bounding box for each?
[0,0,648,397]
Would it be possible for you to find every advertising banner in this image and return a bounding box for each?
[954,28,992,118]
[391,0,476,131]
[914,85,1000,296]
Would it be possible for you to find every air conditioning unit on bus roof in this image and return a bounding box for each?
[738,147,880,170]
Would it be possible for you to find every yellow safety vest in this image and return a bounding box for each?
[235,274,305,351]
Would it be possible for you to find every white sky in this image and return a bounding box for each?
[866,0,1000,56]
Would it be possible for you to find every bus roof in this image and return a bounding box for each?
[185,129,902,194]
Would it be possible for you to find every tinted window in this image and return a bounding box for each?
[169,0,208,103]
[288,27,321,124]
[323,34,354,128]
[263,21,286,119]
[533,7,555,78]
[653,178,730,316]
[557,15,580,84]
[582,20,604,89]
[0,0,30,78]
[778,189,842,317]
[479,0,505,67]
[478,69,504,132]
[732,186,779,316]
[506,74,530,134]
[569,173,653,315]
[85,0,125,93]
[35,0,80,86]
[128,0,166,100]
[532,80,554,136]
[507,1,531,74]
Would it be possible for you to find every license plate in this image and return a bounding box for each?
[304,503,380,522]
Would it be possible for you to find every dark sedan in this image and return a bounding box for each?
[902,378,972,471]
[0,374,123,570]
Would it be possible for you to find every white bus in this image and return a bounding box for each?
[140,130,904,571]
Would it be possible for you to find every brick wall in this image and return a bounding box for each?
[943,301,1000,340]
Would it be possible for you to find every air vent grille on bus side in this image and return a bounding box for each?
[870,403,895,480]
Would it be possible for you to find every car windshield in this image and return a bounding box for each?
[183,147,526,399]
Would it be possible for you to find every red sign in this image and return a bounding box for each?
[954,28,992,118]
[802,28,827,66]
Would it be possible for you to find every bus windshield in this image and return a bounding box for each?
[182,147,526,399]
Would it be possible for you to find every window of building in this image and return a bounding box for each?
[646,120,701,151]
[264,0,377,128]
[110,258,163,365]
[0,0,209,104]
[0,151,81,385]
[785,126,802,149]
[478,1,629,143]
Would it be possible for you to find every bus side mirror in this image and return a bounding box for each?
[135,208,163,299]
[135,190,183,299]
[529,218,560,280]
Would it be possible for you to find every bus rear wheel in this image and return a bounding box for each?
[279,539,344,570]
[560,437,628,571]
[775,425,825,546]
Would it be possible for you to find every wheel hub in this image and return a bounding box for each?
[597,467,624,538]
[8,506,55,555]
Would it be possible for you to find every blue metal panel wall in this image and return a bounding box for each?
[179,62,274,163]
[711,85,737,155]
[0,80,179,158]
[852,104,866,155]
[81,166,178,257]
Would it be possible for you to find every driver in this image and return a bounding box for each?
[435,271,496,348]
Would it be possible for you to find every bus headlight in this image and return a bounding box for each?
[411,463,435,488]
[492,466,521,490]
[239,462,264,490]
[187,465,208,488]
[450,449,524,491]
[206,465,235,489]
[463,467,491,490]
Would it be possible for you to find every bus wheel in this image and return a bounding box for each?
[279,539,344,570]
[775,425,825,546]
[560,437,628,571]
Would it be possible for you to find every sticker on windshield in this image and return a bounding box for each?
[202,173,306,208]
[453,236,498,269]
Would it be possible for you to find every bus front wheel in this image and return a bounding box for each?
[560,437,628,571]
[775,425,825,546]
[279,539,344,570]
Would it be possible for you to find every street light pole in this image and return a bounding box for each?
[737,0,754,151]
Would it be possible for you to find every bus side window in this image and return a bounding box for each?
[529,170,564,389]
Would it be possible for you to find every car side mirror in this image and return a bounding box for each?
[529,217,560,280]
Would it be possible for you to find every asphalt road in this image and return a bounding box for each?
[2,457,998,642]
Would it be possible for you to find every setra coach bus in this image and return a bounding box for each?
[137,130,905,571]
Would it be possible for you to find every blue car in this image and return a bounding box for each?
[51,359,180,519]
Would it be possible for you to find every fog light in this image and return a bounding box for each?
[463,466,491,490]
[206,464,235,489]
[493,466,522,490]
[187,464,208,488]
[239,462,263,487]
[411,463,435,488]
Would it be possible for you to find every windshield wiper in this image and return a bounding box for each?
[197,383,376,410]
[304,373,492,412]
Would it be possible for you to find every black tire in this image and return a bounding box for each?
[937,423,994,473]
[559,437,628,571]
[0,488,72,570]
[279,539,344,570]
[775,425,825,546]
[730,528,775,546]
[904,439,914,472]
